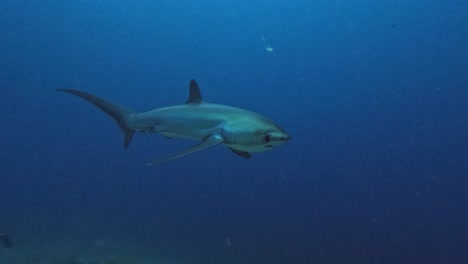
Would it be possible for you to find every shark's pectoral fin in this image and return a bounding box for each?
[146,134,224,165]
[229,148,251,159]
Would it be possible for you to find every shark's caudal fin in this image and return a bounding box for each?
[57,89,136,148]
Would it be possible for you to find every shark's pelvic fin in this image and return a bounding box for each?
[146,134,224,165]
[186,79,203,104]
[56,88,136,148]
[229,148,251,159]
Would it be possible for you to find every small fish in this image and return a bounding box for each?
[0,233,12,248]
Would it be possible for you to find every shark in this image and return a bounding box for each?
[57,79,291,165]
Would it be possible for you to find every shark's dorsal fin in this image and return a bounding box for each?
[186,79,203,104]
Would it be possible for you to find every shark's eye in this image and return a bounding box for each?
[264,135,271,143]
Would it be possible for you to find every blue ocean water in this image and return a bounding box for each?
[1,0,468,263]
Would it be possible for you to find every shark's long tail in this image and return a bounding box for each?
[57,89,136,148]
